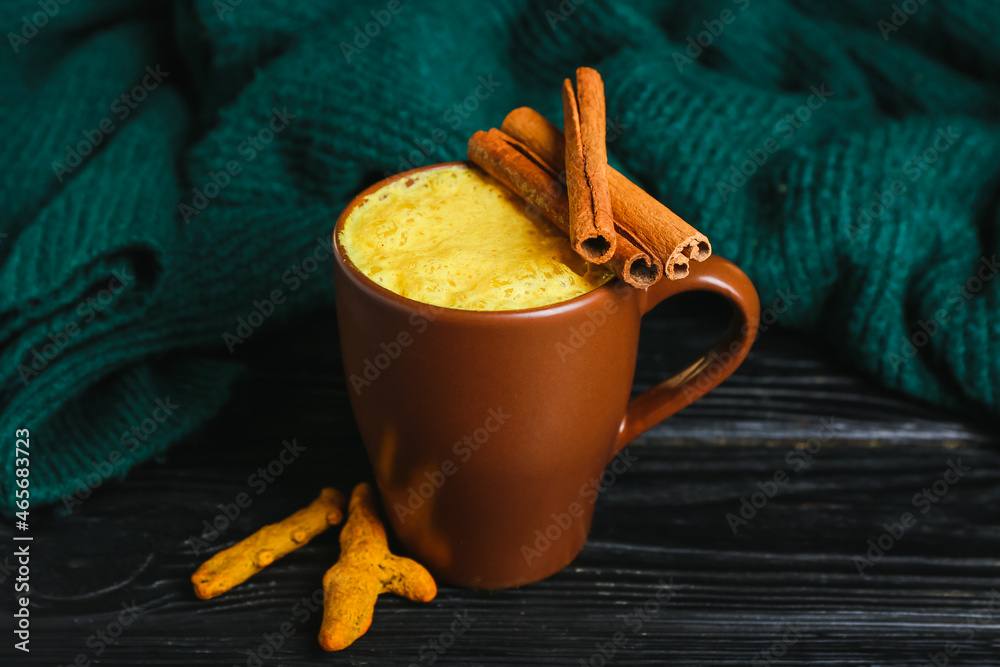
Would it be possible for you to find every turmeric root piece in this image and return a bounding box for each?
[319,483,437,651]
[192,487,346,600]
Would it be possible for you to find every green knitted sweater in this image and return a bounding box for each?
[2,0,998,513]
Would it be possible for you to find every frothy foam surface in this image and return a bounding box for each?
[339,164,612,311]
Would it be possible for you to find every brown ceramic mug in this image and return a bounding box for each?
[333,162,760,589]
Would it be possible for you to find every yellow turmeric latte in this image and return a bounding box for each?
[339,164,612,311]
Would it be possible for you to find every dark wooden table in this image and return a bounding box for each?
[4,300,999,666]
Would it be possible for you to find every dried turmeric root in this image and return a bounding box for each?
[192,487,346,600]
[319,483,437,651]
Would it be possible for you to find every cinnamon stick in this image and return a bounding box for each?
[468,129,662,288]
[502,107,712,280]
[562,68,616,264]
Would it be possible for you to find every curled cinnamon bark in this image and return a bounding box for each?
[562,68,616,264]
[468,129,661,288]
[502,107,711,280]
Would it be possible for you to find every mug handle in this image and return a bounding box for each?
[610,255,760,458]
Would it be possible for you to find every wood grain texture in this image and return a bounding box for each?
[2,306,998,666]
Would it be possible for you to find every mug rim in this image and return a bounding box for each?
[332,160,621,321]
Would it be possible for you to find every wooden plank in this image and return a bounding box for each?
[4,308,998,665]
